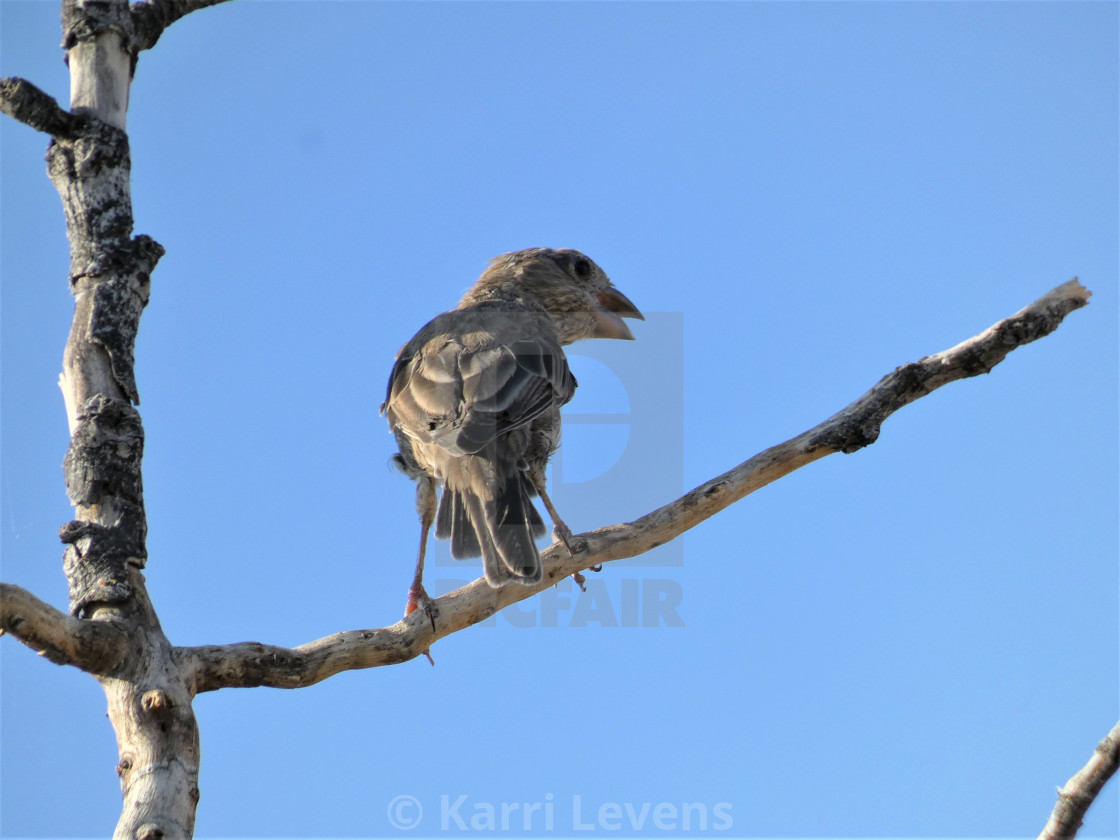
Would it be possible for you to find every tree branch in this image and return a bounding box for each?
[180,277,1091,693]
[0,77,85,138]
[0,583,128,673]
[1038,720,1120,839]
[131,0,236,52]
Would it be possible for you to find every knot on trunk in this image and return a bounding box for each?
[141,689,172,713]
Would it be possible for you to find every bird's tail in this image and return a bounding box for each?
[435,457,545,587]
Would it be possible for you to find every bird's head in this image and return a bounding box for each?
[466,248,644,345]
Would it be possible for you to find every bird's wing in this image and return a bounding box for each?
[385,319,575,459]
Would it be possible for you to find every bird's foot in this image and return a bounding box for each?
[552,523,586,556]
[570,563,603,592]
[405,584,438,665]
[405,582,439,632]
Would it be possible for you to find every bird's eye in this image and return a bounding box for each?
[572,256,592,278]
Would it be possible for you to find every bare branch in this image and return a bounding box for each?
[0,583,128,673]
[1038,720,1120,840]
[0,77,84,138]
[181,278,1092,693]
[131,0,236,52]
[808,278,1093,454]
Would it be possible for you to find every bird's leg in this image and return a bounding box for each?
[405,476,439,642]
[405,537,435,624]
[538,484,576,554]
[527,470,574,553]
[526,465,586,564]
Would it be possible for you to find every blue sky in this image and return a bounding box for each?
[2,1,1117,838]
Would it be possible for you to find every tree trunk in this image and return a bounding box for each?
[53,1,199,836]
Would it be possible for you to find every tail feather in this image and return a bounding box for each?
[436,461,544,586]
[490,482,544,582]
[437,487,483,558]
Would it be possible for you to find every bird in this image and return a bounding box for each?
[382,248,643,623]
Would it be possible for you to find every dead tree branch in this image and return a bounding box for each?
[1038,720,1120,840]
[131,0,236,52]
[179,278,1092,692]
[0,77,85,137]
[0,583,129,673]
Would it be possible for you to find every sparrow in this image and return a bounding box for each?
[382,248,642,622]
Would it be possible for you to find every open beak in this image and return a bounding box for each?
[592,287,645,340]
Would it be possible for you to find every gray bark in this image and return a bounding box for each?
[0,1,228,835]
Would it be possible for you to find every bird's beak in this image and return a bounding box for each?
[592,287,645,340]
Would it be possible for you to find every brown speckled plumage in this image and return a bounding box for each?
[382,248,642,613]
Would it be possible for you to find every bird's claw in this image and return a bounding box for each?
[405,584,438,665]
[552,523,576,555]
[553,524,588,556]
[570,563,603,591]
[405,584,439,632]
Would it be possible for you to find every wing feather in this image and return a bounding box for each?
[387,319,572,452]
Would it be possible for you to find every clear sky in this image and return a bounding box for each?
[2,1,1117,838]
